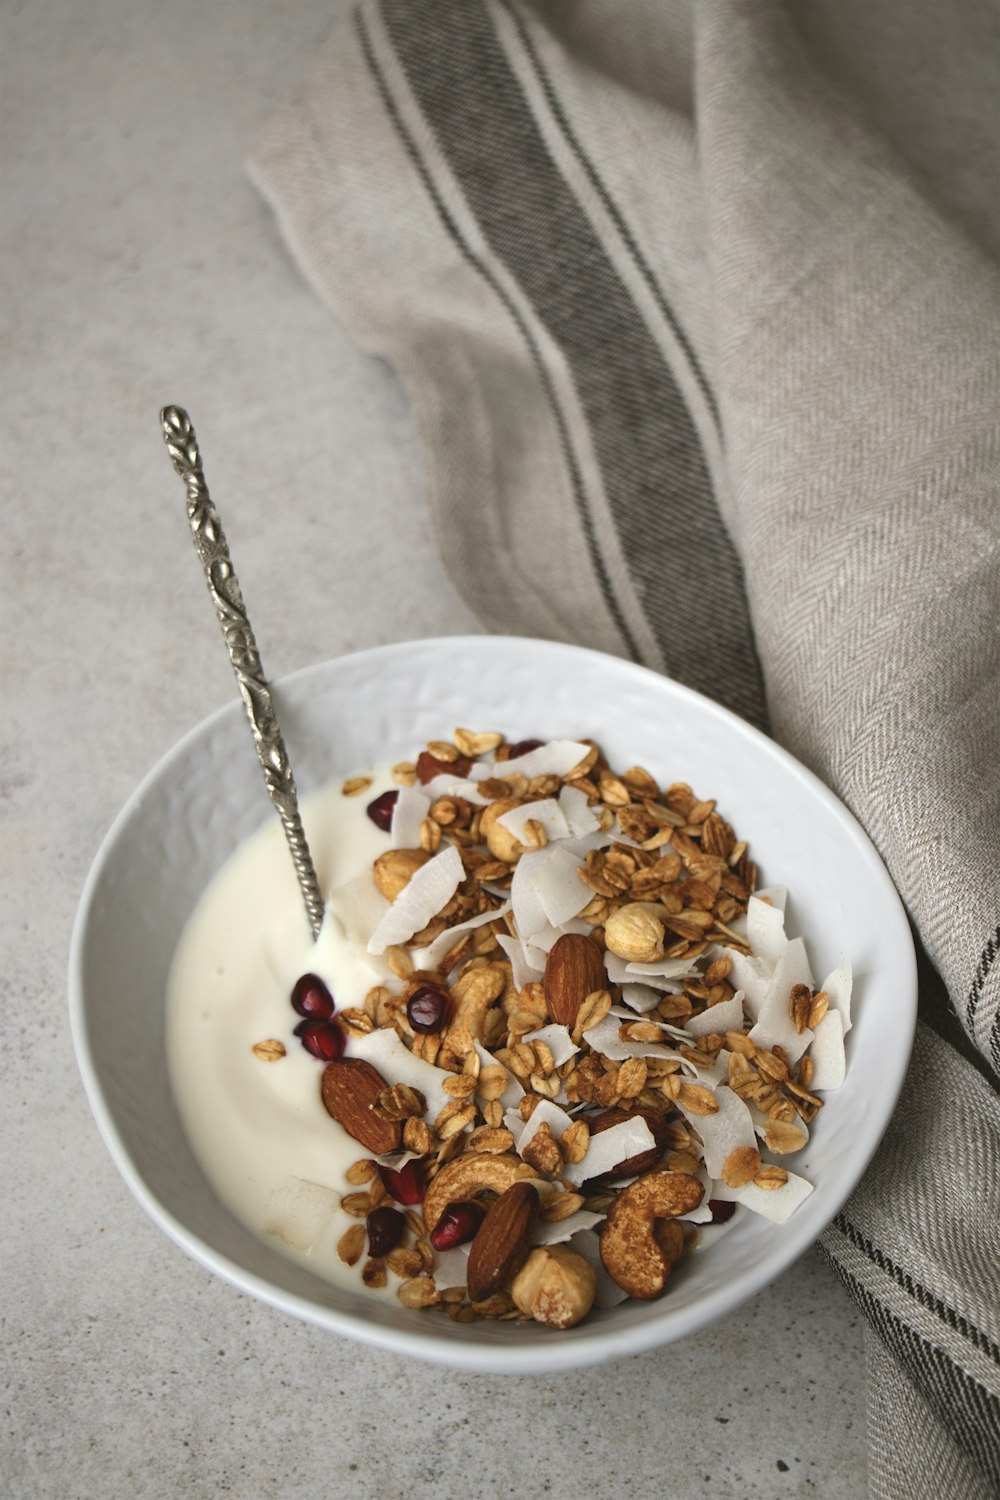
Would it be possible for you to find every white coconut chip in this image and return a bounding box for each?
[563,1115,656,1186]
[522,1023,579,1068]
[510,848,551,940]
[682,992,746,1039]
[747,937,815,1062]
[431,1244,471,1289]
[712,1168,814,1224]
[619,982,666,1014]
[604,953,688,993]
[809,1008,847,1091]
[747,891,789,966]
[521,919,592,956]
[677,1085,756,1179]
[474,1040,523,1106]
[558,783,601,836]
[420,773,489,806]
[262,1178,340,1252]
[677,1168,715,1223]
[682,1049,731,1087]
[373,1148,424,1168]
[497,798,570,843]
[367,843,464,955]
[572,1230,630,1308]
[350,1026,454,1119]
[582,1014,682,1064]
[724,949,772,1017]
[473,739,590,781]
[390,785,430,849]
[530,845,591,928]
[415,901,511,970]
[820,959,853,1033]
[535,1210,605,1245]
[624,955,703,982]
[496,932,543,989]
[327,869,390,947]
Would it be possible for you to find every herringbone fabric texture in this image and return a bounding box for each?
[251,0,1000,1492]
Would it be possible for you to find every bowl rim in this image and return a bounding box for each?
[68,634,917,1372]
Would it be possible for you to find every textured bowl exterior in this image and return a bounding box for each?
[69,636,916,1373]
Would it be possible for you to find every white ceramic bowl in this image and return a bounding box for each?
[69,636,916,1372]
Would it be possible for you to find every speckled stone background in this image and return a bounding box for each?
[2,1,867,1495]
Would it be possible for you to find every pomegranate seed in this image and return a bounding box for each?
[366,1205,405,1258]
[506,738,543,759]
[407,986,449,1035]
[429,1199,485,1251]
[366,789,399,832]
[708,1199,737,1224]
[293,1017,345,1061]
[377,1158,426,1205]
[290,973,335,1021]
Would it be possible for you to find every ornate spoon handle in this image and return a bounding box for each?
[160,405,325,939]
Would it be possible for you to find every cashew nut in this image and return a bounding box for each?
[421,1151,541,1232]
[437,961,507,1069]
[599,1169,703,1299]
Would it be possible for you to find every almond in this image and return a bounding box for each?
[543,932,606,1028]
[320,1058,402,1155]
[416,749,472,784]
[466,1180,540,1302]
[585,1105,671,1182]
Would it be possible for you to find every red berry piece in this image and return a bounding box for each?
[377,1158,426,1206]
[291,973,335,1021]
[407,986,450,1035]
[708,1199,737,1224]
[506,738,543,759]
[366,789,399,832]
[429,1199,485,1251]
[366,1205,405,1259]
[293,1017,345,1062]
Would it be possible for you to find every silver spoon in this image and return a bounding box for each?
[160,405,325,939]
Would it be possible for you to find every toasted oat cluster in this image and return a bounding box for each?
[265,731,851,1327]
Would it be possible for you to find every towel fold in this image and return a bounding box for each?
[251,2,1000,1492]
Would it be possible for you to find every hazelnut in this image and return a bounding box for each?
[479,798,525,864]
[511,1245,596,1329]
[604,902,666,963]
[372,847,430,901]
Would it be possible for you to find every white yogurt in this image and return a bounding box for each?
[166,769,400,1295]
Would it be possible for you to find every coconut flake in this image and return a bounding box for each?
[421,773,488,806]
[683,992,746,1039]
[497,799,570,843]
[510,848,551,941]
[517,1098,574,1157]
[604,952,686,992]
[677,1086,756,1178]
[712,1168,814,1224]
[530,845,591,928]
[809,1008,846,1090]
[582,1013,682,1064]
[432,1244,471,1289]
[367,844,463,955]
[619,982,666,1014]
[820,960,853,1034]
[747,937,815,1062]
[747,891,789,966]
[390,786,430,849]
[558,783,601,837]
[415,902,511,970]
[350,1027,453,1119]
[496,933,544,989]
[328,869,390,947]
[262,1178,339,1252]
[475,739,590,781]
[563,1116,656,1186]
[522,1023,579,1068]
[724,949,772,1017]
[572,1230,629,1308]
[535,1210,605,1245]
[625,955,703,981]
